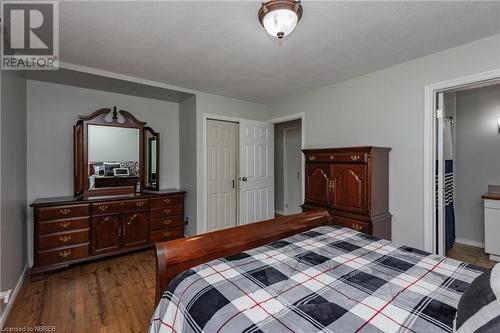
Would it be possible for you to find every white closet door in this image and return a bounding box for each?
[207,120,238,231]
[239,119,274,225]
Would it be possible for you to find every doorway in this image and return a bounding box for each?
[437,84,500,268]
[426,71,500,268]
[273,119,303,216]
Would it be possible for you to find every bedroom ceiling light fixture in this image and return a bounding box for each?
[258,0,303,39]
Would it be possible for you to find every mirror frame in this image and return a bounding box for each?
[144,127,160,191]
[74,107,146,197]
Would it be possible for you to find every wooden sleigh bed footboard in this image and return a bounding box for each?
[154,209,332,304]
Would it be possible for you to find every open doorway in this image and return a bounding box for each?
[435,82,500,268]
[274,119,302,216]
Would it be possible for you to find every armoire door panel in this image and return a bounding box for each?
[91,214,121,255]
[305,164,331,206]
[330,164,366,214]
[123,211,149,248]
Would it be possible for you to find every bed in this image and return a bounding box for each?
[151,210,485,333]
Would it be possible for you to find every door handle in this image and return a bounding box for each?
[232,180,235,188]
[241,177,247,181]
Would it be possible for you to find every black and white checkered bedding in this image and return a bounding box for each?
[150,226,485,333]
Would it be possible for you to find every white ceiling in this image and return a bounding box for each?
[59,1,500,104]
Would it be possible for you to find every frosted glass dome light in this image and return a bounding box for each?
[258,1,303,39]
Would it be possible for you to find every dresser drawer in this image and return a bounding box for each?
[150,196,184,208]
[150,215,183,231]
[91,201,124,215]
[332,216,370,234]
[149,226,184,243]
[38,229,89,250]
[37,204,89,221]
[306,153,367,163]
[123,198,149,211]
[38,217,89,234]
[37,244,89,266]
[150,205,183,218]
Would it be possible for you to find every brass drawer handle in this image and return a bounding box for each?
[60,208,71,216]
[136,201,145,207]
[59,235,71,243]
[329,155,335,160]
[163,208,171,215]
[58,250,71,258]
[162,231,172,238]
[163,198,171,204]
[328,179,336,192]
[98,205,108,212]
[59,221,71,228]
[308,155,316,161]
[350,155,361,161]
[162,219,172,226]
[352,223,363,231]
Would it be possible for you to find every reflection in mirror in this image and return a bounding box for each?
[144,127,160,190]
[87,125,140,190]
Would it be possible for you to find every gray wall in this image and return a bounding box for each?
[179,95,197,235]
[274,119,301,214]
[26,80,180,263]
[0,71,27,321]
[454,84,500,245]
[267,34,500,250]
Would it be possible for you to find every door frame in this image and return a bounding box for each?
[283,125,302,215]
[423,69,500,255]
[202,113,240,233]
[269,113,306,211]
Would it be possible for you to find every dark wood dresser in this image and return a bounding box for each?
[30,190,185,281]
[302,147,391,239]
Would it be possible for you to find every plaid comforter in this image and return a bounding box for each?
[150,226,484,333]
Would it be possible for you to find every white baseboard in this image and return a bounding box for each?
[455,237,485,248]
[0,264,28,327]
[275,210,285,216]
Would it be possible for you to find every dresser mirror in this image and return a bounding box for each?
[74,107,161,197]
[144,127,160,191]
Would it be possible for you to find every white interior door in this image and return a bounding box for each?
[207,120,238,231]
[239,119,274,225]
[284,126,302,215]
[436,91,446,256]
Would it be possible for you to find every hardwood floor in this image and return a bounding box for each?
[446,243,497,269]
[5,250,156,333]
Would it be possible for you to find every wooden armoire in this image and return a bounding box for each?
[302,146,391,240]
